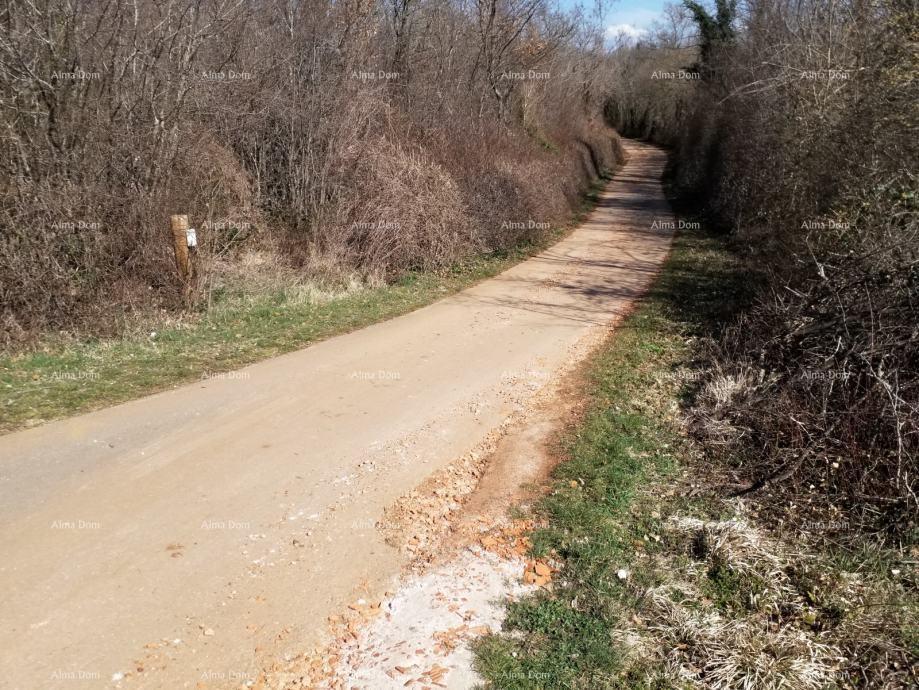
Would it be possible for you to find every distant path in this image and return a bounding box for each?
[0,141,674,689]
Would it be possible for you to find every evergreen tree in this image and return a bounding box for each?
[683,0,737,75]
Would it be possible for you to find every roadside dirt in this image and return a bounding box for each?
[0,140,674,689]
[377,343,591,572]
[306,355,594,689]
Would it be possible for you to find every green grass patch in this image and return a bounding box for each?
[702,561,767,614]
[472,226,746,689]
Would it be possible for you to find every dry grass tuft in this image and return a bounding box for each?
[621,505,915,689]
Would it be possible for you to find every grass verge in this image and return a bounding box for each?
[0,174,614,434]
[473,226,917,688]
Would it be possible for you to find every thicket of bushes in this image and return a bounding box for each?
[0,0,622,345]
[606,0,917,542]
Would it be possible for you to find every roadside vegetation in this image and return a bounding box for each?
[474,226,917,688]
[1,0,622,348]
[604,0,917,540]
[0,176,613,432]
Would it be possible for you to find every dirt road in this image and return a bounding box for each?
[0,141,673,689]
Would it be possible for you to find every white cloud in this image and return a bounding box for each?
[605,23,648,41]
[604,4,664,42]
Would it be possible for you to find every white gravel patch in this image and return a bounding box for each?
[335,546,536,688]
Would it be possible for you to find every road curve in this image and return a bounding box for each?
[0,140,674,689]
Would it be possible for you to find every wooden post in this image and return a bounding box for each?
[170,214,191,284]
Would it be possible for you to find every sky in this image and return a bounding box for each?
[557,0,671,41]
[604,0,669,40]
